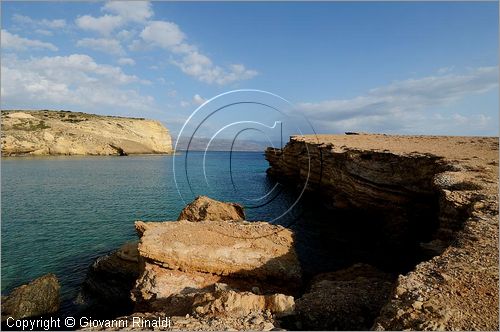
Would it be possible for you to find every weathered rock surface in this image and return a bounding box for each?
[294,264,394,330]
[80,312,279,331]
[79,242,140,316]
[177,195,245,222]
[1,273,60,320]
[136,220,300,281]
[1,110,172,156]
[132,218,301,317]
[192,289,294,317]
[266,134,499,330]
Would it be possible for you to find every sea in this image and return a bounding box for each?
[1,151,422,318]
[1,151,302,315]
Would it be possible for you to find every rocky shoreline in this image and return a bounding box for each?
[3,134,498,330]
[265,134,499,330]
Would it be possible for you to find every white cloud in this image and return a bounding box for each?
[118,57,136,66]
[117,29,135,40]
[298,67,498,134]
[75,14,124,35]
[103,1,153,23]
[1,54,154,111]
[75,1,151,35]
[140,21,185,49]
[35,29,53,36]
[180,100,191,108]
[12,14,66,29]
[139,20,257,85]
[1,30,58,51]
[77,38,125,56]
[72,2,256,85]
[192,94,206,105]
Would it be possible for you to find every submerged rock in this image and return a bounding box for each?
[1,273,60,320]
[177,195,245,222]
[294,264,394,330]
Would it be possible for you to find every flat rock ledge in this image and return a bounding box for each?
[132,220,301,316]
[135,220,300,280]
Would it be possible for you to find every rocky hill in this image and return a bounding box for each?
[1,110,172,156]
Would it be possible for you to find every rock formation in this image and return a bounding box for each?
[294,264,394,330]
[178,195,245,222]
[79,132,498,330]
[80,196,250,316]
[1,110,172,156]
[1,273,60,320]
[192,289,294,317]
[132,220,301,314]
[79,242,140,316]
[266,133,499,330]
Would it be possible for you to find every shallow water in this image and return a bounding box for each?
[1,152,300,315]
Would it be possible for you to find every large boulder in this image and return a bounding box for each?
[294,264,394,330]
[177,196,245,222]
[1,274,60,320]
[132,220,301,314]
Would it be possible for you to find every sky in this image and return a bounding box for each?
[1,1,498,139]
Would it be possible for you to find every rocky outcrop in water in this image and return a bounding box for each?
[1,274,60,320]
[79,242,140,316]
[80,196,255,319]
[132,219,301,314]
[80,133,498,330]
[177,195,245,222]
[1,110,172,156]
[266,134,499,330]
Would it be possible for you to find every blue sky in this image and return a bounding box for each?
[1,1,498,138]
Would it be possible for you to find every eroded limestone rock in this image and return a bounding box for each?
[193,289,294,317]
[132,219,301,315]
[294,264,394,330]
[177,195,245,222]
[135,220,300,281]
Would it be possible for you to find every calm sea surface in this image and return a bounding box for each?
[1,152,300,314]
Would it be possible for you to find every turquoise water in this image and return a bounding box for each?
[1,152,299,314]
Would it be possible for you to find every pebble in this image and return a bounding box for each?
[412,301,423,310]
[262,322,275,331]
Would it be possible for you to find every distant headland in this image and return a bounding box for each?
[1,110,173,156]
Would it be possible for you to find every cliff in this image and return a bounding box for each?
[1,110,172,156]
[265,134,499,330]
